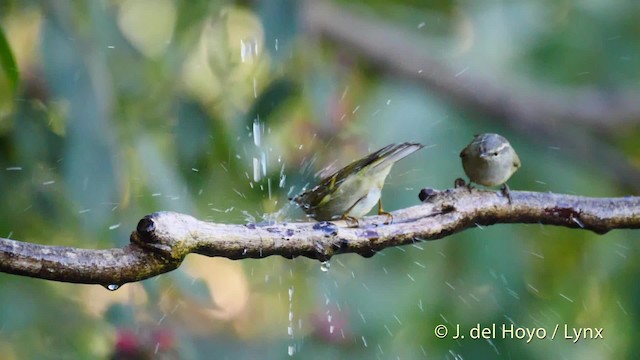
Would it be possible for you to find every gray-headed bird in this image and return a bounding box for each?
[460,133,521,200]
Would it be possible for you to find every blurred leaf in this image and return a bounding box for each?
[257,0,298,61]
[0,25,19,95]
[175,99,213,164]
[174,98,241,189]
[172,272,216,308]
[245,78,297,126]
[41,18,118,229]
[175,0,216,35]
[104,303,136,328]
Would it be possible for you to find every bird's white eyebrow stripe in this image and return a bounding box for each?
[491,142,509,153]
[476,137,509,154]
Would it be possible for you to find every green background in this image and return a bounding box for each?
[1,0,639,358]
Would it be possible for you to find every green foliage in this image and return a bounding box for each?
[0,0,639,358]
[0,26,18,96]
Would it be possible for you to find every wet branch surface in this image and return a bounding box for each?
[1,186,640,286]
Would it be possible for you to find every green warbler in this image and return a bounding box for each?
[460,133,521,198]
[293,142,424,221]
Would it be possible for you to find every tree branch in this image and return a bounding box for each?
[2,187,640,286]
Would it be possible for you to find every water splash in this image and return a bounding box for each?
[253,118,261,146]
[288,286,295,356]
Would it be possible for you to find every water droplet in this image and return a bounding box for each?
[103,284,120,291]
[360,229,379,240]
[313,222,338,236]
[240,37,259,63]
[571,216,585,228]
[253,157,260,182]
[253,118,261,146]
[287,345,295,356]
[253,77,258,98]
[320,261,331,272]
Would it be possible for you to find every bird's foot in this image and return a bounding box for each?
[378,210,393,225]
[500,183,512,204]
[377,199,393,224]
[341,215,360,228]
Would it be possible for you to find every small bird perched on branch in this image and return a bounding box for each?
[293,142,424,222]
[460,133,521,200]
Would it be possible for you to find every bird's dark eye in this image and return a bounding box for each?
[491,152,498,156]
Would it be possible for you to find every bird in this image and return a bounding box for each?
[293,142,424,222]
[459,133,521,200]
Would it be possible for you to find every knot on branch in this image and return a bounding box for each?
[130,212,195,261]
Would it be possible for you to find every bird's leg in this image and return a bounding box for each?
[341,214,360,228]
[377,199,393,224]
[500,183,512,204]
[466,179,475,192]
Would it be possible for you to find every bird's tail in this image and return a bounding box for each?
[371,142,424,169]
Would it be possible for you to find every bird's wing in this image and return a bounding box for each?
[294,142,424,207]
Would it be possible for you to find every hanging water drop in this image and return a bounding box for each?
[103,283,120,291]
[320,261,331,272]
